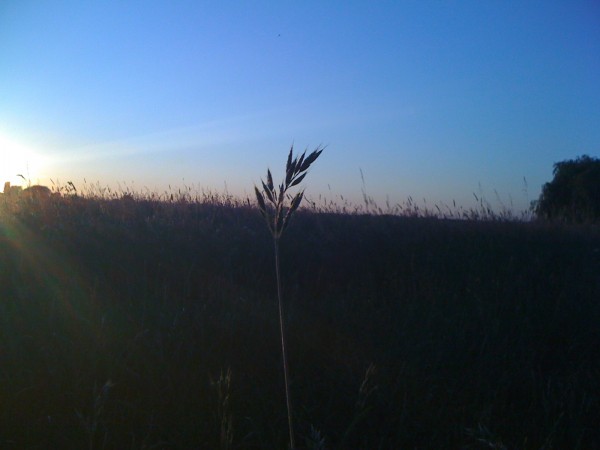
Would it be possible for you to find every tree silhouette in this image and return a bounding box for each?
[534,155,600,223]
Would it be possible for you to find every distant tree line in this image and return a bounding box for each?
[534,155,600,223]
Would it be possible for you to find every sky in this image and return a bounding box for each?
[1,1,599,212]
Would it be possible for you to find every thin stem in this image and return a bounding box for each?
[274,238,295,450]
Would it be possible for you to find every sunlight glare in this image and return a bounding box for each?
[0,132,46,188]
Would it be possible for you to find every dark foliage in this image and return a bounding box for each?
[535,155,600,223]
[1,194,599,449]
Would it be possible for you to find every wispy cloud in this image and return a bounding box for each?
[47,116,262,163]
[44,96,417,165]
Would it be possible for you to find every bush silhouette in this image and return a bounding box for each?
[534,155,600,223]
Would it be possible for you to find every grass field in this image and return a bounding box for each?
[1,187,599,449]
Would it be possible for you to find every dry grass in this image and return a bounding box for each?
[254,145,324,449]
[0,175,598,448]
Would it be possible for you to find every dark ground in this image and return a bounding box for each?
[1,194,599,449]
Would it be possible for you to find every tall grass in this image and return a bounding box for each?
[0,178,599,448]
[254,145,324,449]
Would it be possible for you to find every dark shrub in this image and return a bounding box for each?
[534,155,600,223]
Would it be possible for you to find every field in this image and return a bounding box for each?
[1,188,599,449]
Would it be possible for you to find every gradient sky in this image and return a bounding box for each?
[1,1,599,211]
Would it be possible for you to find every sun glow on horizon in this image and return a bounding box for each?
[0,132,47,188]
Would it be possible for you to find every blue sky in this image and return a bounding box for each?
[1,1,599,211]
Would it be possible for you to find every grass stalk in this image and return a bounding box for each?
[255,144,324,450]
[274,238,295,449]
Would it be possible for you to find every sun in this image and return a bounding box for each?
[0,132,45,189]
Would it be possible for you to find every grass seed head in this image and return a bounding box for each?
[254,187,266,210]
[267,169,274,192]
[256,144,324,240]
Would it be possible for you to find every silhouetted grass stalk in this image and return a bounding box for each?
[255,145,324,450]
